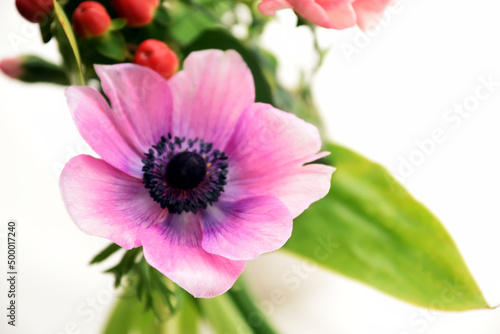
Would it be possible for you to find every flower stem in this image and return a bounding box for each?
[227,278,279,334]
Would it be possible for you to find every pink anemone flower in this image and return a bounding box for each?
[60,50,334,298]
[258,0,392,30]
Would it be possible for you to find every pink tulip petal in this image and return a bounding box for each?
[323,2,357,29]
[259,0,393,30]
[60,155,168,249]
[289,0,356,29]
[95,64,173,154]
[258,0,293,16]
[169,50,255,150]
[201,196,292,261]
[140,214,246,298]
[224,103,334,218]
[65,86,145,178]
[353,0,392,30]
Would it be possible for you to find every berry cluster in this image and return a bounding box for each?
[15,0,178,80]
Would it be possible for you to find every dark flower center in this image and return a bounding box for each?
[166,152,207,190]
[142,134,228,215]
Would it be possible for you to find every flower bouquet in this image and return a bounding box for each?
[1,0,498,333]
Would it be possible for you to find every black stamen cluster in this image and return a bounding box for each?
[142,134,229,214]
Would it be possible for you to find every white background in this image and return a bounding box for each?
[1,0,500,333]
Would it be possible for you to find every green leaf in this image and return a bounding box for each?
[154,6,170,27]
[90,243,121,264]
[105,248,142,287]
[108,18,127,31]
[283,143,491,311]
[14,55,69,85]
[183,28,273,104]
[95,31,127,61]
[53,0,84,85]
[169,1,217,45]
[199,293,254,334]
[96,246,181,322]
[133,258,182,320]
[39,14,54,43]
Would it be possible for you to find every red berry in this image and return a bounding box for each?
[72,1,111,39]
[111,0,159,27]
[133,39,179,80]
[15,0,53,23]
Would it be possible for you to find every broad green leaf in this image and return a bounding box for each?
[183,29,274,104]
[283,143,490,311]
[199,293,254,334]
[53,0,84,85]
[95,31,127,61]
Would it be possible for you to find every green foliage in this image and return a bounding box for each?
[102,288,199,334]
[132,258,183,320]
[105,247,143,288]
[95,31,127,61]
[90,243,121,264]
[31,0,493,323]
[228,280,278,334]
[154,6,170,27]
[284,143,490,311]
[174,293,199,334]
[120,6,171,45]
[199,293,255,334]
[108,18,127,31]
[102,292,163,334]
[15,55,69,85]
[91,245,182,321]
[169,1,220,46]
[53,0,84,85]
[39,14,54,43]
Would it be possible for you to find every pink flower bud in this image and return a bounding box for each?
[72,1,112,39]
[15,0,54,23]
[111,0,160,27]
[0,57,23,79]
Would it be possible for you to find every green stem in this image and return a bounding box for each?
[312,26,327,76]
[227,279,278,334]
